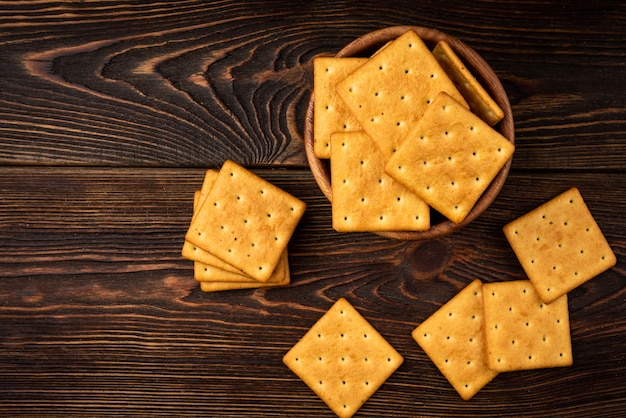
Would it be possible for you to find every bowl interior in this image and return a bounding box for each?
[304,26,514,240]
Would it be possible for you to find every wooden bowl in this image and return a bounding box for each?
[304,26,515,240]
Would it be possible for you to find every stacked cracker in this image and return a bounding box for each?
[181,160,306,292]
[413,188,616,400]
[313,30,513,232]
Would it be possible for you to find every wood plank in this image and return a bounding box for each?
[0,167,624,416]
[1,1,625,169]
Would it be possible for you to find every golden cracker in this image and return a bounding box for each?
[313,57,367,159]
[385,91,514,224]
[193,249,290,284]
[482,280,573,372]
[185,160,306,282]
[199,277,289,293]
[503,187,616,303]
[335,29,469,159]
[413,279,497,400]
[330,131,430,232]
[283,298,403,418]
[433,40,504,126]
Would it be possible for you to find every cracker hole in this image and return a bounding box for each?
[401,95,406,100]
[512,340,516,345]
[378,65,383,70]
[469,338,474,342]
[405,69,410,74]
[387,358,392,362]
[445,359,449,363]
[365,381,369,386]
[364,357,369,362]
[528,355,533,360]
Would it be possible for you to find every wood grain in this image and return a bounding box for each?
[0,167,624,416]
[1,1,625,168]
[1,1,625,416]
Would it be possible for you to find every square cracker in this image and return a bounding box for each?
[182,178,291,285]
[503,187,616,303]
[433,40,504,126]
[335,29,468,159]
[482,280,573,372]
[412,279,497,400]
[385,91,514,224]
[283,298,403,418]
[330,131,430,232]
[313,57,367,159]
[185,160,306,282]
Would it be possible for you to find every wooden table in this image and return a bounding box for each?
[1,1,624,416]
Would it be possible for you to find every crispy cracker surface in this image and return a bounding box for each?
[482,280,573,372]
[330,131,430,232]
[313,57,367,159]
[283,298,403,418]
[413,279,497,400]
[185,160,305,282]
[503,187,616,303]
[385,91,514,223]
[335,29,468,159]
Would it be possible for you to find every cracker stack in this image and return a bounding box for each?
[182,160,306,292]
[313,29,512,231]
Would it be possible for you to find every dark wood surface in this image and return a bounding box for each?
[1,1,624,416]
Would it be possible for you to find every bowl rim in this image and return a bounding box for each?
[304,25,515,240]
